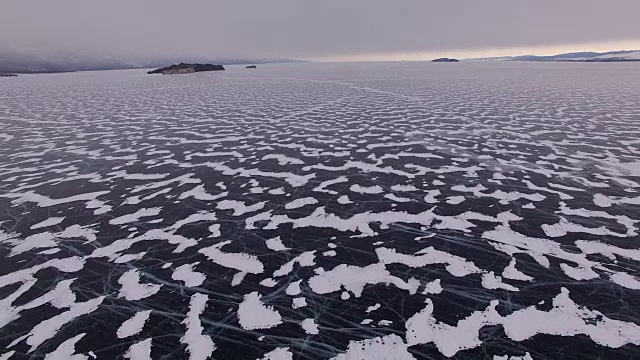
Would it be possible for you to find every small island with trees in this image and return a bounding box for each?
[147,63,225,75]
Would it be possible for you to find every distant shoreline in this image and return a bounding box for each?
[508,59,640,63]
[5,59,640,75]
[0,59,307,75]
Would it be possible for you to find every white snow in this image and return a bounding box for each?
[406,298,502,356]
[609,272,640,290]
[350,184,384,194]
[285,280,302,296]
[391,184,419,192]
[232,271,248,286]
[9,225,96,256]
[560,263,599,280]
[169,211,217,231]
[246,207,449,237]
[337,195,352,204]
[482,272,520,291]
[109,207,161,225]
[284,197,318,209]
[114,252,147,264]
[179,185,228,201]
[4,190,109,208]
[292,297,307,309]
[366,303,381,313]
[181,294,216,360]
[237,292,283,330]
[452,184,545,204]
[384,193,412,202]
[124,338,152,360]
[446,196,465,205]
[542,217,627,238]
[501,288,640,348]
[259,277,277,287]
[422,279,443,294]
[300,318,319,334]
[273,251,316,277]
[44,333,87,360]
[575,240,640,261]
[117,310,152,339]
[269,188,286,195]
[377,247,482,277]
[424,190,441,204]
[18,296,105,352]
[208,224,221,237]
[502,259,534,282]
[482,224,597,277]
[258,347,293,360]
[199,241,264,274]
[0,352,15,360]
[333,334,415,360]
[172,263,206,287]
[131,173,200,194]
[493,353,533,360]
[263,154,304,165]
[217,200,266,216]
[266,236,289,251]
[117,269,162,301]
[313,176,348,194]
[308,263,419,297]
[30,217,65,230]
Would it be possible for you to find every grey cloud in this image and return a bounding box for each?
[2,0,640,59]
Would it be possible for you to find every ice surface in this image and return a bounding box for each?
[1,62,639,359]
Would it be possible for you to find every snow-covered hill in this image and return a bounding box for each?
[471,50,640,62]
[593,50,640,60]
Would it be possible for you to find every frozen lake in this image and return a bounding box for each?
[1,62,639,359]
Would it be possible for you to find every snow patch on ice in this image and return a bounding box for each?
[300,318,319,334]
[308,263,419,297]
[117,310,152,339]
[124,338,152,360]
[118,269,162,301]
[199,241,264,274]
[172,263,206,287]
[333,334,414,360]
[181,293,216,360]
[237,292,282,330]
[109,207,161,225]
[30,217,65,230]
[284,197,318,209]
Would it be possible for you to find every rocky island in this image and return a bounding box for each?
[432,58,459,63]
[0,73,18,77]
[147,63,225,75]
[246,65,257,69]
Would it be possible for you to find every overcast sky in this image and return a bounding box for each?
[2,0,640,60]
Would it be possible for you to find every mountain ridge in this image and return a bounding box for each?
[468,50,640,62]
